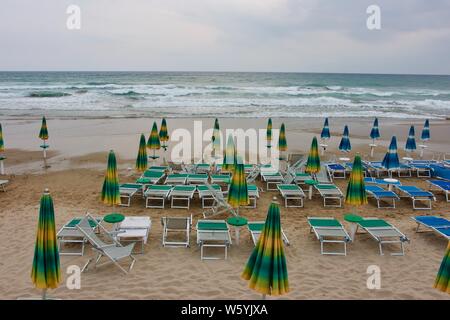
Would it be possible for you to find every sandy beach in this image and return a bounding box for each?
[1,117,449,300]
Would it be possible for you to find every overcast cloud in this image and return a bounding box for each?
[0,0,449,74]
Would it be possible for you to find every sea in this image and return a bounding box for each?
[0,71,449,119]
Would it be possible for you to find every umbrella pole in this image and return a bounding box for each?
[0,159,4,175]
[262,294,266,300]
[42,289,47,300]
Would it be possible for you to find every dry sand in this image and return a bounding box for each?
[0,117,449,300]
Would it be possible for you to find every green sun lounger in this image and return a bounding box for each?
[247,221,290,246]
[144,185,173,208]
[169,185,197,209]
[277,184,305,208]
[196,220,232,260]
[307,217,351,255]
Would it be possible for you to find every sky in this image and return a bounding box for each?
[0,0,449,74]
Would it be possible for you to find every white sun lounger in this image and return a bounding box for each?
[202,183,238,218]
[314,184,344,207]
[187,173,209,185]
[197,184,223,208]
[119,183,141,207]
[246,184,260,208]
[247,221,290,246]
[277,184,305,208]
[165,173,188,185]
[116,216,152,254]
[57,216,102,256]
[161,215,192,247]
[169,185,197,209]
[355,218,409,256]
[293,173,312,185]
[0,179,8,192]
[365,185,400,209]
[261,171,285,190]
[196,220,232,260]
[76,213,137,274]
[307,217,351,255]
[144,185,173,208]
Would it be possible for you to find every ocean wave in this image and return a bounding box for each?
[28,91,71,98]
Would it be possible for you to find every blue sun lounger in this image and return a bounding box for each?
[427,179,450,202]
[326,163,346,179]
[412,216,450,240]
[394,185,436,210]
[366,161,389,178]
[409,160,437,178]
[365,185,400,209]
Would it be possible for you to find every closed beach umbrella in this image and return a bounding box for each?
[135,134,148,172]
[212,118,221,154]
[320,118,330,140]
[39,116,49,160]
[345,155,367,206]
[159,118,169,150]
[242,200,289,298]
[266,118,272,148]
[0,123,4,152]
[434,242,450,294]
[339,125,351,152]
[405,126,417,153]
[421,119,430,141]
[31,189,61,299]
[0,123,4,175]
[222,134,236,172]
[370,118,380,142]
[278,123,287,160]
[228,155,249,212]
[305,137,320,175]
[101,150,120,206]
[147,122,161,160]
[382,136,400,174]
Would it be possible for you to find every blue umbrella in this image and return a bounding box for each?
[405,125,417,153]
[370,118,380,142]
[320,118,330,140]
[382,136,400,173]
[339,125,351,152]
[421,119,430,141]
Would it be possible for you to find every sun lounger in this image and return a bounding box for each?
[161,215,192,247]
[196,220,232,260]
[246,184,260,208]
[116,216,151,254]
[119,183,142,207]
[187,173,209,184]
[409,160,436,178]
[144,185,173,208]
[411,216,450,240]
[76,213,137,274]
[165,173,188,185]
[195,163,211,173]
[315,164,333,184]
[277,184,305,207]
[202,183,238,218]
[0,179,8,192]
[307,217,351,255]
[147,165,169,173]
[261,171,284,190]
[57,216,102,256]
[394,185,436,210]
[139,170,165,184]
[366,161,389,178]
[397,163,412,177]
[169,185,197,209]
[246,166,260,183]
[293,173,312,185]
[326,163,346,179]
[355,218,409,256]
[247,221,290,246]
[365,185,400,209]
[210,174,231,185]
[197,184,223,208]
[427,179,450,202]
[314,184,344,207]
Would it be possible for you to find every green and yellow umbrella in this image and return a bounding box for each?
[0,123,4,152]
[228,156,249,212]
[159,118,169,150]
[434,242,450,294]
[38,116,49,141]
[147,122,161,160]
[305,136,320,175]
[345,154,367,206]
[278,123,287,160]
[135,134,148,172]
[222,134,236,172]
[31,189,61,299]
[242,200,289,298]
[266,118,272,148]
[101,150,120,206]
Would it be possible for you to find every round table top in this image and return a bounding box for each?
[227,216,248,226]
[339,157,350,161]
[40,144,50,149]
[369,143,377,147]
[402,157,413,161]
[104,213,125,224]
[383,178,399,183]
[344,214,363,223]
[304,179,318,185]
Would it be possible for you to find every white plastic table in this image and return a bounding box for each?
[383,178,399,191]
